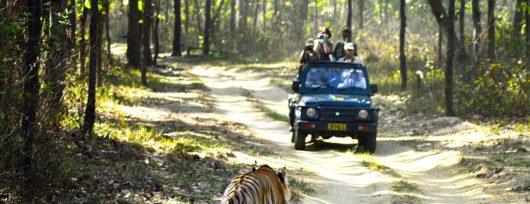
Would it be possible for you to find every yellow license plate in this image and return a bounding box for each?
[328,123,347,131]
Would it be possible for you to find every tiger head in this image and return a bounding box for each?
[277,167,292,201]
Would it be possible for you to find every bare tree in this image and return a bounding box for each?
[82,0,100,137]
[399,0,407,90]
[172,0,182,56]
[21,0,43,181]
[143,0,154,65]
[472,0,481,74]
[487,0,495,60]
[446,0,456,116]
[204,0,212,55]
[127,0,142,68]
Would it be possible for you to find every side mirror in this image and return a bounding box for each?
[292,80,300,93]
[370,83,378,95]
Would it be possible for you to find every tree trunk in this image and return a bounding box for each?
[487,0,495,60]
[262,0,266,31]
[105,0,112,65]
[253,0,259,32]
[459,0,466,50]
[47,0,68,113]
[96,1,104,87]
[359,0,364,29]
[21,0,42,182]
[194,0,202,36]
[399,0,407,90]
[184,0,189,33]
[427,0,468,63]
[513,0,523,40]
[172,0,182,56]
[314,0,318,35]
[68,0,76,48]
[384,0,389,24]
[204,0,211,55]
[143,0,153,65]
[154,0,161,64]
[230,0,236,32]
[82,0,99,137]
[379,0,383,24]
[472,0,481,75]
[79,7,88,74]
[446,0,456,116]
[347,0,352,37]
[239,0,248,31]
[526,0,530,62]
[127,0,142,68]
[439,23,443,64]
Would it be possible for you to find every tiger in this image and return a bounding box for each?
[221,165,291,204]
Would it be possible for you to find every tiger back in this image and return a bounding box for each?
[221,165,291,204]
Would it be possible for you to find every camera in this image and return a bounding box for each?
[318,33,328,39]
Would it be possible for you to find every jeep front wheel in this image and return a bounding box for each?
[294,130,307,150]
[358,132,377,153]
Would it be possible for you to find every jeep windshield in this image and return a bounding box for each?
[303,65,367,91]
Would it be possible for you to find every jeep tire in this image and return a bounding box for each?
[359,132,377,153]
[294,129,306,150]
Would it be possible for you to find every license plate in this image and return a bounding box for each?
[328,123,347,131]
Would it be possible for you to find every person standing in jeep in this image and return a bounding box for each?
[315,27,333,61]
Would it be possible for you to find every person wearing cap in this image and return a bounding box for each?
[337,42,362,64]
[315,27,334,61]
[333,29,352,60]
[298,38,320,77]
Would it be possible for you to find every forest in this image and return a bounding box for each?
[1,0,529,202]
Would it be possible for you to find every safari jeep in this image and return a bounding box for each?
[289,62,379,152]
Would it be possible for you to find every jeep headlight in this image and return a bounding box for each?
[306,108,317,118]
[358,109,369,119]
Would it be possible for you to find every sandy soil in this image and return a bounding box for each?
[191,65,497,204]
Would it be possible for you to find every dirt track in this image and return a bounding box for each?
[192,65,496,203]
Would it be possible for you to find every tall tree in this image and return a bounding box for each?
[359,0,364,29]
[184,0,189,33]
[459,0,466,53]
[262,0,266,31]
[384,0,389,24]
[526,0,530,62]
[347,0,352,38]
[230,0,236,32]
[204,0,211,55]
[127,0,142,68]
[513,0,523,40]
[472,0,481,73]
[47,0,68,112]
[253,0,260,32]
[21,0,42,181]
[79,7,89,74]
[105,0,112,65]
[172,0,182,56]
[68,0,76,49]
[239,0,249,30]
[399,0,407,90]
[82,0,100,136]
[143,0,154,65]
[446,0,456,116]
[438,23,443,64]
[154,0,161,64]
[487,0,495,60]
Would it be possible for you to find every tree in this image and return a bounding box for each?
[172,0,182,56]
[239,0,248,30]
[230,0,236,32]
[359,0,364,29]
[399,0,407,90]
[487,0,495,60]
[82,0,100,137]
[347,0,353,38]
[127,0,142,68]
[47,0,68,113]
[79,7,89,74]
[204,0,211,55]
[472,0,481,73]
[184,0,190,33]
[513,0,523,40]
[459,0,466,54]
[21,0,43,181]
[527,0,530,62]
[105,0,112,65]
[154,0,161,64]
[446,0,456,116]
[143,0,154,65]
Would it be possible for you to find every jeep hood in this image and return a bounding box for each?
[299,94,372,107]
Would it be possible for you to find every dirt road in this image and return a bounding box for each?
[192,65,496,203]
